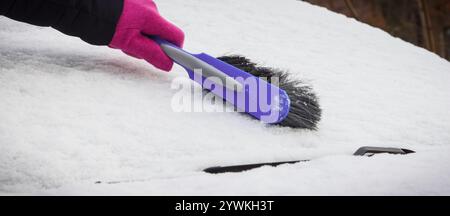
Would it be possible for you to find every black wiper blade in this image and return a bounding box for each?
[204,146,415,174]
[203,160,309,174]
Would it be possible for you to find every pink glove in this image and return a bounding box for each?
[109,0,184,71]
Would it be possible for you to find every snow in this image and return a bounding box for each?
[1,0,450,195]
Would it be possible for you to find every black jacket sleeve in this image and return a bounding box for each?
[0,0,124,45]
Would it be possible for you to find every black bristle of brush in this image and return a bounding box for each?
[218,55,322,130]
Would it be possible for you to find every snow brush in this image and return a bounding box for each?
[153,37,321,129]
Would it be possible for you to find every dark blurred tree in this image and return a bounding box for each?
[417,0,435,52]
[344,0,359,18]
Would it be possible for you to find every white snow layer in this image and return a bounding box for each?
[1,0,450,195]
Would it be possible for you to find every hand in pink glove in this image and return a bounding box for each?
[109,0,184,71]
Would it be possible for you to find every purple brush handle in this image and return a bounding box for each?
[152,37,291,124]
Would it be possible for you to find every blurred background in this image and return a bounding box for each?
[303,0,450,60]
